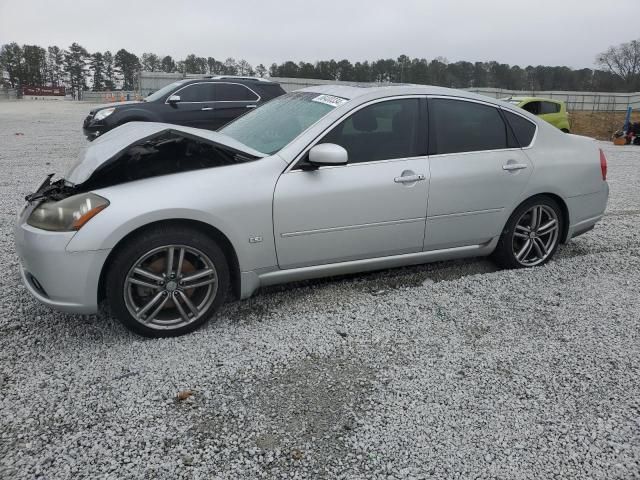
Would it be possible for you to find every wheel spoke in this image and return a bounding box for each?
[173,294,190,322]
[136,291,164,319]
[529,207,537,230]
[145,295,169,323]
[133,267,163,283]
[176,248,185,276]
[514,231,529,239]
[535,237,548,256]
[183,278,216,290]
[165,247,175,277]
[515,224,531,233]
[182,268,214,284]
[516,239,533,261]
[538,219,557,234]
[127,277,162,290]
[177,291,199,317]
[532,237,545,259]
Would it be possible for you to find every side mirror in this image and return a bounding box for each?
[308,143,348,167]
[167,95,181,104]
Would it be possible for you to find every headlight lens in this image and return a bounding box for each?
[94,107,115,121]
[27,193,109,231]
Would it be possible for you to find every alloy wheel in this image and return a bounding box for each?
[123,245,218,330]
[512,205,559,267]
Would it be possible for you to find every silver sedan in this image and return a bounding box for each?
[15,85,609,336]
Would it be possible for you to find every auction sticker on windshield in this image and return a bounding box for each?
[312,94,347,107]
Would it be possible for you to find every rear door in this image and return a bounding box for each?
[212,83,261,129]
[273,97,429,268]
[425,97,533,250]
[161,82,216,129]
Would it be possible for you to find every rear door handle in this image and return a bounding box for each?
[394,174,426,183]
[502,163,528,171]
[201,107,213,111]
[246,104,257,109]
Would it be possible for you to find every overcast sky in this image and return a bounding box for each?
[0,0,636,69]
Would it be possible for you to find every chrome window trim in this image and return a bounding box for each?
[427,94,538,151]
[164,81,261,104]
[285,95,427,173]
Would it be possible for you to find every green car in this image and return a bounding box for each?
[503,97,571,133]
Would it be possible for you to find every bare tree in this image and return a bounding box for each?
[597,38,640,89]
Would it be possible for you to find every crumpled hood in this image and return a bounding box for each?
[65,122,265,185]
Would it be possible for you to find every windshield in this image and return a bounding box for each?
[220,92,345,154]
[145,80,189,102]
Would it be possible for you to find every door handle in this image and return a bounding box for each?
[201,107,213,111]
[394,174,426,183]
[502,163,528,171]
[246,104,257,109]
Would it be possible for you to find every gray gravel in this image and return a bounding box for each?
[1,100,639,479]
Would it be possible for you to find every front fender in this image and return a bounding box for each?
[65,158,284,272]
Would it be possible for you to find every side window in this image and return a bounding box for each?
[430,99,508,154]
[522,101,541,115]
[320,98,420,164]
[540,101,560,114]
[503,110,537,147]
[214,83,259,102]
[177,83,214,102]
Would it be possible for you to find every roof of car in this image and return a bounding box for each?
[201,75,278,84]
[298,84,512,106]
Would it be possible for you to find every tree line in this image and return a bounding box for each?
[1,38,638,98]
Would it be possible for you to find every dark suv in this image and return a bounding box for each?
[83,76,286,139]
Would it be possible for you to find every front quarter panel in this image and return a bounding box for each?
[66,155,286,273]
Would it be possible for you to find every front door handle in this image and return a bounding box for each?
[201,107,213,111]
[394,173,426,183]
[502,163,528,171]
[246,104,257,109]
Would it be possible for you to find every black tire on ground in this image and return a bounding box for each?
[492,196,564,269]
[105,226,229,337]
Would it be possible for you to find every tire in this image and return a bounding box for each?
[105,226,229,337]
[493,196,563,269]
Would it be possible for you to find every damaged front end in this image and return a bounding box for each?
[26,124,264,205]
[23,124,264,231]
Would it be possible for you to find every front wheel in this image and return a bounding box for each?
[493,197,563,269]
[105,227,229,337]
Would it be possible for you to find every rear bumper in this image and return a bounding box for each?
[14,220,110,314]
[565,183,609,241]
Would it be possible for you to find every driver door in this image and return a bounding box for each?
[273,98,430,269]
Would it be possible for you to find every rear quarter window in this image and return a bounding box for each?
[541,101,561,114]
[503,110,537,147]
[214,83,259,102]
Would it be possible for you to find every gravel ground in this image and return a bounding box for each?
[1,100,639,479]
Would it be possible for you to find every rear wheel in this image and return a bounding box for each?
[493,197,563,269]
[105,227,229,337]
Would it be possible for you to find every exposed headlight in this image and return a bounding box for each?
[27,193,109,231]
[94,107,115,121]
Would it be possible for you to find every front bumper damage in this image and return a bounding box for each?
[14,214,110,314]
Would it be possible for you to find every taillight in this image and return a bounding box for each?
[599,149,607,181]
